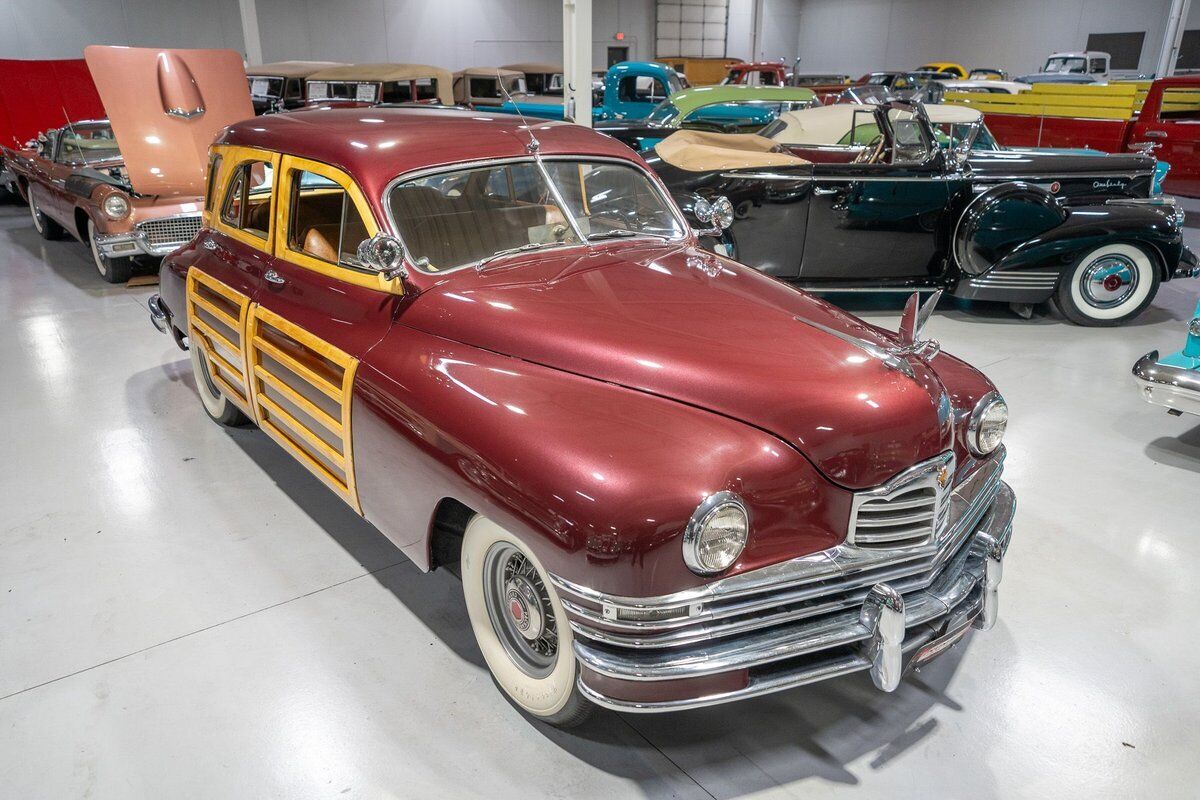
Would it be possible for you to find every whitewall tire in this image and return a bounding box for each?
[29,187,63,240]
[189,340,250,427]
[1055,242,1159,327]
[461,514,593,727]
[88,218,133,284]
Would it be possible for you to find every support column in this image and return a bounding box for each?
[238,0,264,66]
[1157,0,1192,78]
[563,0,593,127]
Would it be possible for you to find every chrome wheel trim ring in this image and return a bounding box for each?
[1079,253,1139,309]
[482,542,558,679]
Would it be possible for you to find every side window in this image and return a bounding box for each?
[285,78,302,99]
[618,76,667,103]
[220,159,274,238]
[205,153,223,212]
[381,81,407,103]
[288,169,370,268]
[1089,58,1106,73]
[1158,87,1200,120]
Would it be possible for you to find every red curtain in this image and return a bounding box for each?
[0,59,105,148]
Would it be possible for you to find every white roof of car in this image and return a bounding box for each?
[942,79,1031,94]
[766,103,981,146]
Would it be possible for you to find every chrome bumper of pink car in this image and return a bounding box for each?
[551,460,1014,713]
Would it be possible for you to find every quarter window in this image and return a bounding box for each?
[205,154,222,212]
[287,169,370,268]
[220,160,274,238]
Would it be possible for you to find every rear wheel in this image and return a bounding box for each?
[189,340,251,427]
[88,218,133,284]
[461,515,593,727]
[1054,242,1159,327]
[29,187,63,240]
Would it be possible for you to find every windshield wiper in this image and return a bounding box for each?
[586,229,670,242]
[474,240,576,271]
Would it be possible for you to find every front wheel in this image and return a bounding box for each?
[189,338,251,427]
[1054,242,1159,327]
[88,218,133,284]
[461,515,593,727]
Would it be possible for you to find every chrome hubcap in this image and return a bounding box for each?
[483,543,558,678]
[1080,254,1138,309]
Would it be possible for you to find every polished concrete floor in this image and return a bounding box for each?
[1,197,1198,800]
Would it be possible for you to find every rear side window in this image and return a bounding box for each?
[287,169,370,268]
[1159,87,1200,121]
[220,160,275,238]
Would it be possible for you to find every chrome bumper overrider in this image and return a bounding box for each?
[148,294,170,334]
[94,230,178,259]
[552,455,1015,712]
[1133,350,1200,415]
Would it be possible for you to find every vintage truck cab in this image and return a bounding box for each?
[1018,51,1110,83]
[721,61,788,86]
[494,61,684,122]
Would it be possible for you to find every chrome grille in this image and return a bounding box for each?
[848,453,952,549]
[137,214,202,248]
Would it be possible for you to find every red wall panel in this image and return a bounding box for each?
[0,59,105,148]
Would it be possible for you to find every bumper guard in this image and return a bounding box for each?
[1133,350,1200,415]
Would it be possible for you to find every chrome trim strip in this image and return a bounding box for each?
[550,451,1004,620]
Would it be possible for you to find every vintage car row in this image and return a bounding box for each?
[246,60,345,114]
[495,61,685,122]
[1134,299,1200,416]
[304,63,454,106]
[134,58,1015,724]
[3,47,253,283]
[641,101,1197,325]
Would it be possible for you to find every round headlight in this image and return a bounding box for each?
[968,393,1008,456]
[102,192,131,220]
[683,491,748,575]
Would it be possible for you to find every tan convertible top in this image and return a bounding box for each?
[246,61,345,79]
[655,130,809,172]
[307,63,454,104]
[456,66,525,79]
[501,62,562,75]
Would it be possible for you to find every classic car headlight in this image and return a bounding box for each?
[968,393,1008,456]
[102,192,131,220]
[683,491,748,575]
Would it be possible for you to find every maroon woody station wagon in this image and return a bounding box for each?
[149,105,1015,726]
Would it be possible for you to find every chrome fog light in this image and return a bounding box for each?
[683,491,748,575]
[968,392,1008,456]
[102,192,131,220]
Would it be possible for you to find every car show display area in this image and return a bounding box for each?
[2,197,1198,796]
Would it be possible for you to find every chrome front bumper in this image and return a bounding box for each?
[552,457,1015,712]
[94,229,180,259]
[1133,350,1200,416]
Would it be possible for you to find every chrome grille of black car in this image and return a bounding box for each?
[137,215,202,248]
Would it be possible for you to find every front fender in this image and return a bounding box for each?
[353,325,852,598]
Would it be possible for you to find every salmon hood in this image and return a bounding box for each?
[399,242,974,490]
[83,46,254,198]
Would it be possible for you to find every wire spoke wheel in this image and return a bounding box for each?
[483,542,559,678]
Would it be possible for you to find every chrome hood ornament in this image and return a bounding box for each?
[798,290,943,379]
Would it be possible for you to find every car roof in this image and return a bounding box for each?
[665,84,816,115]
[216,106,643,201]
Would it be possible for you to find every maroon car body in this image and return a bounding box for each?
[151,107,1015,719]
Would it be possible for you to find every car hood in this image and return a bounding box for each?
[400,242,956,490]
[84,46,254,197]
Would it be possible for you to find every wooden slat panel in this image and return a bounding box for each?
[258,394,347,469]
[205,345,247,388]
[192,316,241,361]
[191,293,240,332]
[253,335,342,401]
[254,364,343,436]
[260,419,353,501]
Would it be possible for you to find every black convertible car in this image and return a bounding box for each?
[644,101,1197,326]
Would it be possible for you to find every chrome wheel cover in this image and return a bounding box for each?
[482,542,558,678]
[1079,254,1139,309]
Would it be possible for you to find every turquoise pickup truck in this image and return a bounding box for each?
[494,61,685,122]
[1134,299,1200,416]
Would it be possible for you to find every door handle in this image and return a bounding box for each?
[264,269,286,285]
[813,186,840,195]
[1145,130,1167,138]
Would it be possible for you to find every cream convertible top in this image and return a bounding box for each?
[766,103,983,146]
[655,130,810,172]
[246,61,345,79]
[306,63,454,104]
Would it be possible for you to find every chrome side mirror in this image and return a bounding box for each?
[693,195,734,236]
[357,232,407,280]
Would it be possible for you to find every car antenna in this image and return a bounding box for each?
[61,107,87,163]
[497,69,540,155]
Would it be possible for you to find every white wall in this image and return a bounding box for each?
[793,0,1200,77]
[0,0,245,59]
[253,0,655,70]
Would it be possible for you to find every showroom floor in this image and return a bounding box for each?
[2,198,1198,799]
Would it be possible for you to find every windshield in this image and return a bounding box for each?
[1044,57,1086,74]
[645,100,681,126]
[388,159,684,272]
[58,124,121,165]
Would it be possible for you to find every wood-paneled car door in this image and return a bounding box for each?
[186,147,279,420]
[799,109,950,284]
[246,156,403,512]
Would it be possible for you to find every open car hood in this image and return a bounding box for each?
[83,46,254,197]
[401,242,960,490]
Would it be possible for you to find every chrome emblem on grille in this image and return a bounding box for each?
[937,466,950,489]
